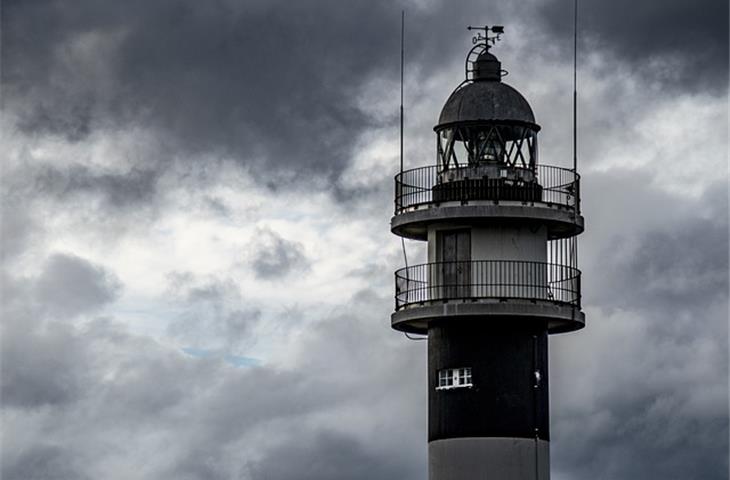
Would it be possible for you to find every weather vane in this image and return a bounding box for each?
[467,25,504,48]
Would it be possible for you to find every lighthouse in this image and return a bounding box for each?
[392,26,584,479]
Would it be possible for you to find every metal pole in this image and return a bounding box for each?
[572,0,581,284]
[400,10,405,176]
[400,11,407,266]
[573,0,578,174]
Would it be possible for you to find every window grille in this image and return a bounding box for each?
[436,367,473,390]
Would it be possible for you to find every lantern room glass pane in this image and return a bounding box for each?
[436,124,538,172]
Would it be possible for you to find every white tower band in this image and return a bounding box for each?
[391,26,585,480]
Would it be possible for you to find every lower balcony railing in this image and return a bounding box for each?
[394,260,581,311]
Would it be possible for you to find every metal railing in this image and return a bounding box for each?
[394,164,579,214]
[394,260,581,310]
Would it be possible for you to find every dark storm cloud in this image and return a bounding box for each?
[35,253,121,318]
[581,176,729,316]
[554,393,728,480]
[2,445,91,480]
[608,216,728,311]
[247,430,421,480]
[550,175,729,479]
[4,0,724,186]
[0,0,615,188]
[538,0,728,91]
[552,293,729,480]
[0,204,38,262]
[247,228,310,279]
[165,273,261,349]
[1,282,426,479]
[1,2,727,480]
[6,0,720,214]
[1,254,119,408]
[33,165,162,211]
[2,0,408,178]
[1,319,91,408]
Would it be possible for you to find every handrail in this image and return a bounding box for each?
[394,164,580,215]
[394,260,581,310]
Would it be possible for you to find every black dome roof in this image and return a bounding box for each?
[437,80,536,127]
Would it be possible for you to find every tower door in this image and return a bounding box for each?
[439,230,471,299]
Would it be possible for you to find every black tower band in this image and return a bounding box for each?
[429,324,549,442]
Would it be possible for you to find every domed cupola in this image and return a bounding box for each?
[435,30,539,176]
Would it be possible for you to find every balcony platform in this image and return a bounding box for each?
[393,260,584,335]
[391,299,585,335]
[391,201,583,241]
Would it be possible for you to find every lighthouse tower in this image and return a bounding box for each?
[392,26,584,480]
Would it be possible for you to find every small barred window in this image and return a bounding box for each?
[436,367,473,390]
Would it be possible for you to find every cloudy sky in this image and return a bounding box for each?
[1,0,728,478]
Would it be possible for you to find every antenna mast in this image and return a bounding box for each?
[572,0,579,281]
[573,0,578,173]
[400,10,405,176]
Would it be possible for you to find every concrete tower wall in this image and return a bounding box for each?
[429,438,550,480]
[427,223,547,263]
[427,223,549,299]
[471,224,547,263]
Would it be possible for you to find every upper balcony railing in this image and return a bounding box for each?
[394,164,579,215]
[395,260,581,311]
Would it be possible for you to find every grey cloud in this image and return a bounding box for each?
[1,319,90,408]
[166,291,427,478]
[194,305,261,348]
[553,414,727,480]
[248,430,420,480]
[1,254,119,408]
[81,319,226,419]
[32,164,162,212]
[612,217,727,310]
[10,0,702,186]
[579,173,729,316]
[3,0,405,177]
[6,0,719,219]
[550,305,728,479]
[548,176,729,479]
[35,253,121,318]
[537,0,728,92]
[551,300,729,480]
[203,195,232,218]
[0,204,39,262]
[1,288,426,480]
[2,444,91,480]
[248,227,310,279]
[586,200,729,322]
[1,1,727,479]
[165,273,261,349]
